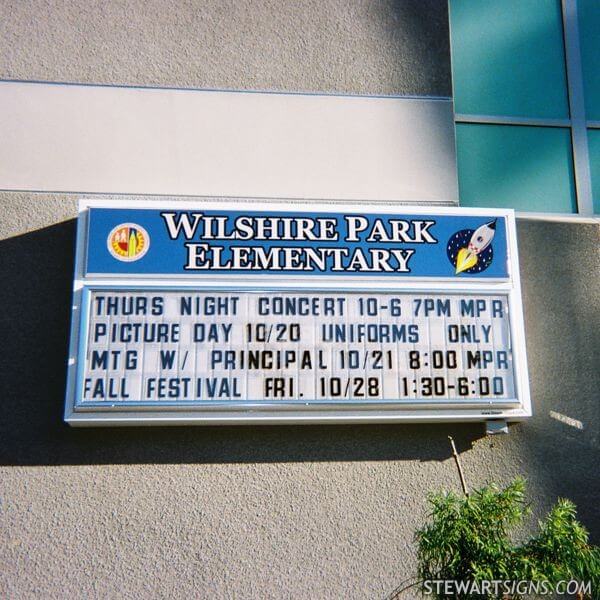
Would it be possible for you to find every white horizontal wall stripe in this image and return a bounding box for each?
[0,81,458,203]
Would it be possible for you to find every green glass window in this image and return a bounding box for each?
[449,0,569,118]
[588,130,600,214]
[456,124,577,213]
[578,0,600,120]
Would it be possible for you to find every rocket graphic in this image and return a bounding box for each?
[455,219,496,274]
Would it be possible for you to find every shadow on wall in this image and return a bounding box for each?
[0,220,484,466]
[388,0,452,96]
[513,220,600,539]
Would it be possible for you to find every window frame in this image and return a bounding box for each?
[452,0,599,220]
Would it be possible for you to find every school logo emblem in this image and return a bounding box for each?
[107,223,150,262]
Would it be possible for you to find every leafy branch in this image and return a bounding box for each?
[414,478,599,599]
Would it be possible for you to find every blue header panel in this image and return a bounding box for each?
[86,208,509,278]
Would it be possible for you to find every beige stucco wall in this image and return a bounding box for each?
[0,0,451,96]
[0,2,598,599]
[1,194,598,599]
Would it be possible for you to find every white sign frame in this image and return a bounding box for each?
[65,198,531,426]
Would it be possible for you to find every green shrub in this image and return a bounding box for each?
[414,478,600,599]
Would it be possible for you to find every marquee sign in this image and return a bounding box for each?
[64,199,531,425]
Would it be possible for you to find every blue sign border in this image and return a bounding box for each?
[86,208,510,279]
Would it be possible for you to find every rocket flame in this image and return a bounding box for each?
[455,248,478,274]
